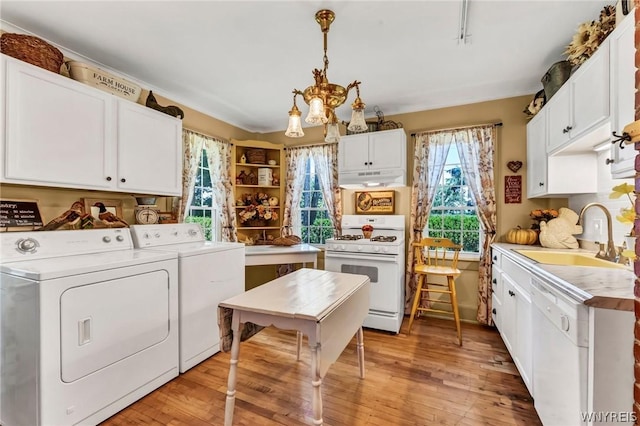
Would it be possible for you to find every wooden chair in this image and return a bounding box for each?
[407,237,463,345]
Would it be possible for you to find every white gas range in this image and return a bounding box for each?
[324,215,405,333]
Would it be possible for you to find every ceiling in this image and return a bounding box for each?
[0,1,612,134]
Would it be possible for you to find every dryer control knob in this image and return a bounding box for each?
[188,229,198,237]
[16,238,38,253]
[102,236,111,243]
[143,233,150,239]
[154,233,161,238]
[116,235,124,242]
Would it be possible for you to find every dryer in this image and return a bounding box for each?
[130,223,245,372]
[0,228,179,426]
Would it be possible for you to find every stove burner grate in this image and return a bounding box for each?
[370,236,398,242]
[335,235,363,241]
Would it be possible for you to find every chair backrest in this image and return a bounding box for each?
[413,237,461,269]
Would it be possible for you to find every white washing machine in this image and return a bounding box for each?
[0,228,179,426]
[130,223,245,372]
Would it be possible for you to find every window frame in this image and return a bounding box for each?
[186,149,219,241]
[424,145,482,258]
[299,157,333,246]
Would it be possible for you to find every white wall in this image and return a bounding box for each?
[568,149,634,247]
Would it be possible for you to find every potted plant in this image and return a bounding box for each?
[609,182,636,256]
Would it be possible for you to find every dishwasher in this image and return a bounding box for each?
[531,276,589,425]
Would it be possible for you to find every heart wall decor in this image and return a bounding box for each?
[507,161,523,173]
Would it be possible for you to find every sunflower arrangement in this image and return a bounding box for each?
[565,5,616,66]
[530,209,559,229]
[609,183,636,236]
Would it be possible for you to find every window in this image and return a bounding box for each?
[425,146,481,253]
[299,157,333,245]
[186,149,218,241]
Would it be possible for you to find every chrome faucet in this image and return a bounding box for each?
[578,203,617,262]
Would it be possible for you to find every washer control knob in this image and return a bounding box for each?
[102,236,111,243]
[115,235,124,242]
[155,233,161,238]
[188,229,198,237]
[16,238,38,253]
[143,233,150,239]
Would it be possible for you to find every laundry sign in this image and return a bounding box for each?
[504,176,522,204]
[0,199,44,230]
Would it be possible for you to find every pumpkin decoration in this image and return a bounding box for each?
[505,226,538,245]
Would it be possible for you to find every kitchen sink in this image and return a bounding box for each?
[515,250,627,269]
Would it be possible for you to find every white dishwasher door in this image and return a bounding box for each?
[531,277,589,426]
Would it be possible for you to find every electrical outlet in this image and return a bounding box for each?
[593,218,603,240]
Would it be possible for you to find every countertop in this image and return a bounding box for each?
[492,243,635,312]
[244,244,321,256]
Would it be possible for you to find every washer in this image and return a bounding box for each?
[130,223,245,372]
[0,228,179,426]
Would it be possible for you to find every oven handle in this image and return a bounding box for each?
[325,252,399,262]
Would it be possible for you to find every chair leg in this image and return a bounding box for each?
[407,274,424,335]
[448,276,462,346]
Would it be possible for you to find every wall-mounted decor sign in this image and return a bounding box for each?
[0,199,44,231]
[355,190,395,214]
[505,175,522,204]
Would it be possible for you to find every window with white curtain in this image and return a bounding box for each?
[186,149,219,241]
[299,157,333,245]
[425,143,481,253]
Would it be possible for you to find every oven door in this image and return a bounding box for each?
[325,252,402,314]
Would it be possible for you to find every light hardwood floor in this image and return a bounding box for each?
[101,317,541,425]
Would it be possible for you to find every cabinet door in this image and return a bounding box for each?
[117,101,182,196]
[526,110,547,198]
[2,55,116,190]
[545,86,571,153]
[609,16,636,178]
[514,281,533,395]
[571,39,610,139]
[368,130,405,170]
[338,133,370,173]
[500,276,516,354]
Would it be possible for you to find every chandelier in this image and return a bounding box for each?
[285,9,368,142]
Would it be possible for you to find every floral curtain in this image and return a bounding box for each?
[308,143,342,235]
[177,130,204,222]
[204,137,238,242]
[405,132,453,312]
[454,125,497,325]
[282,146,309,236]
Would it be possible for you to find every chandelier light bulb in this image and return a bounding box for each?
[305,97,328,125]
[285,112,304,138]
[325,121,341,143]
[348,108,367,132]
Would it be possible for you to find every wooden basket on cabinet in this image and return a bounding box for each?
[0,33,64,74]
[246,149,266,164]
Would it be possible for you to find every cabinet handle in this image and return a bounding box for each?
[364,162,368,166]
[562,125,573,134]
[120,178,126,183]
[492,308,497,315]
[605,158,614,165]
[538,182,544,186]
[369,162,373,165]
[493,255,497,261]
[492,278,497,284]
[106,176,112,182]
[508,290,515,297]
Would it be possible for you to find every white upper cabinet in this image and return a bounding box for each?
[117,100,182,196]
[526,106,598,198]
[2,55,116,190]
[608,15,636,178]
[546,38,610,154]
[1,54,182,196]
[338,128,407,188]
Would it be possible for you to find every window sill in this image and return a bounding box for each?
[459,252,481,262]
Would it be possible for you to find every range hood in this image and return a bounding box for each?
[338,168,406,189]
